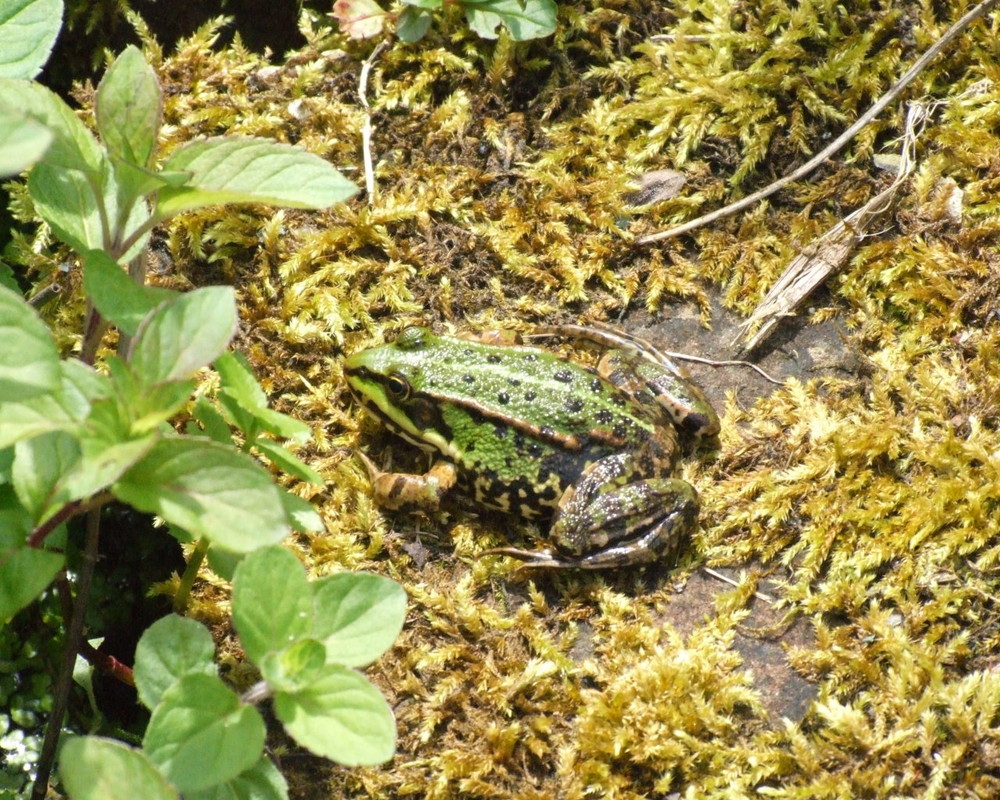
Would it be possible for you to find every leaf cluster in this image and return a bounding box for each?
[60,546,405,799]
[332,0,557,44]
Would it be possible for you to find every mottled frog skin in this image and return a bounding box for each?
[343,324,718,569]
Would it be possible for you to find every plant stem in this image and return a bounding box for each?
[31,506,102,800]
[26,492,114,548]
[173,538,210,614]
[78,640,135,687]
[117,213,162,263]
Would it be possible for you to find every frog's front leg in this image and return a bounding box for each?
[356,451,458,510]
[488,454,699,569]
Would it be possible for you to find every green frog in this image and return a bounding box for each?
[343,324,719,569]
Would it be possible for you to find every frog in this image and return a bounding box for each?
[343,323,719,569]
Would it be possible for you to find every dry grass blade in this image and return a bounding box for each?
[736,101,933,355]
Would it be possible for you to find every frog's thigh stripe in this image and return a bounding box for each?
[369,460,458,510]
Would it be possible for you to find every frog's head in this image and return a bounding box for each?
[343,327,449,453]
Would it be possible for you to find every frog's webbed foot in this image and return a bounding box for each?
[481,510,690,570]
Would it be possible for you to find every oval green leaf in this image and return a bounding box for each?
[59,736,179,800]
[96,45,162,168]
[113,438,291,553]
[134,615,218,710]
[144,672,265,793]
[273,664,396,766]
[156,137,357,218]
[183,756,288,800]
[130,286,237,385]
[0,107,51,176]
[0,284,60,403]
[312,572,406,667]
[0,0,63,79]
[232,545,313,664]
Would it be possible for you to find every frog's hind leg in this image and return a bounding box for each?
[555,475,698,568]
[486,452,699,569]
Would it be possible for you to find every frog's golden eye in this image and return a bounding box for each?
[387,372,411,400]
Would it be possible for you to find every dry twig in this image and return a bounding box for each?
[359,39,389,204]
[635,0,999,245]
[736,100,934,354]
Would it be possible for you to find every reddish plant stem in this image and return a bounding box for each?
[78,640,135,688]
[27,492,114,548]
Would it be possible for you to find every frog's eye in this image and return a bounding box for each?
[386,372,411,400]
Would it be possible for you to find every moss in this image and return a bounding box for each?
[11,0,1000,796]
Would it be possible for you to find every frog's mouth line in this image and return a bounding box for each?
[346,367,456,457]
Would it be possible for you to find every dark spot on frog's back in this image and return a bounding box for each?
[589,378,604,393]
[565,397,584,413]
[525,390,537,402]
[553,369,574,383]
[487,354,502,364]
[497,391,511,405]
[462,374,475,384]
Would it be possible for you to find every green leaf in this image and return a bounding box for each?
[12,430,80,523]
[260,638,326,692]
[232,545,313,664]
[401,0,442,8]
[0,542,63,622]
[0,359,106,449]
[0,0,63,79]
[184,756,288,800]
[134,615,217,710]
[144,672,265,793]
[0,78,103,173]
[59,736,179,800]
[113,437,290,552]
[130,286,237,385]
[156,137,357,218]
[397,6,433,42]
[190,397,233,444]
[65,397,159,497]
[0,107,52,176]
[0,283,60,403]
[96,45,162,168]
[463,0,556,40]
[313,573,406,667]
[0,446,12,482]
[273,664,396,766]
[12,404,154,522]
[27,161,103,252]
[106,356,195,434]
[83,249,177,337]
[215,352,311,441]
[252,438,323,485]
[28,158,152,259]
[0,260,16,292]
[205,546,242,581]
[280,488,324,533]
[214,351,266,407]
